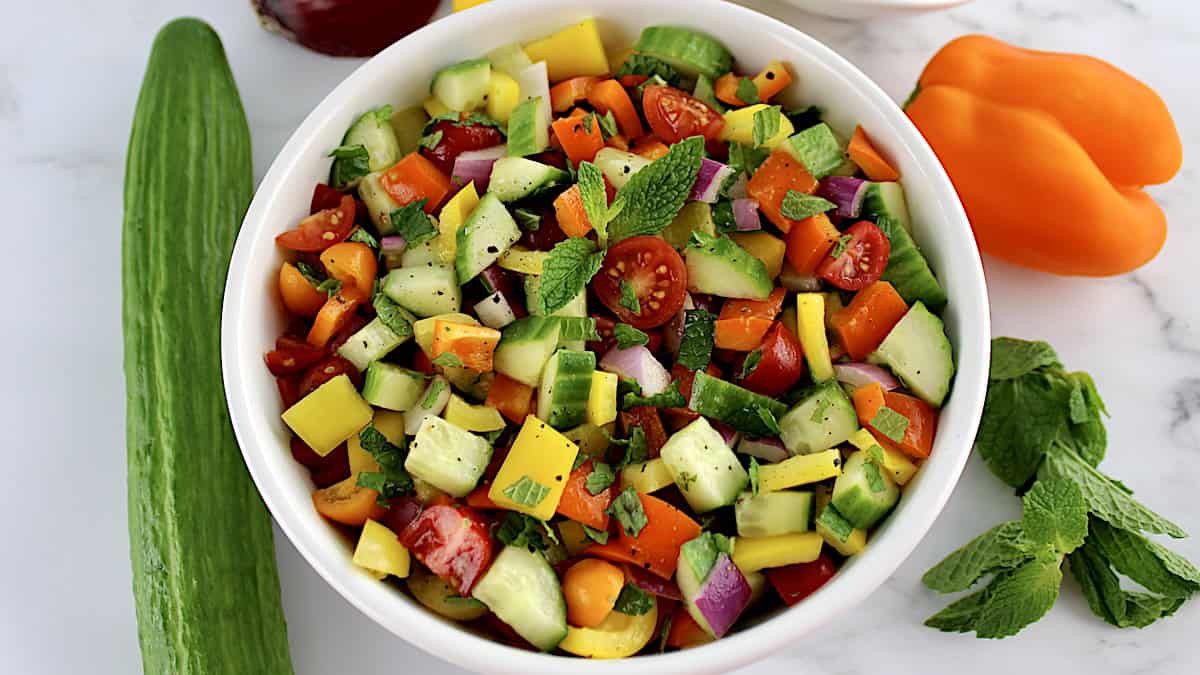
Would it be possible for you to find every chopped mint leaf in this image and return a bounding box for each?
[607,487,648,537]
[741,350,763,380]
[503,476,551,507]
[373,293,414,338]
[614,323,649,350]
[736,77,760,105]
[328,144,370,189]
[390,200,437,247]
[607,136,705,243]
[751,105,783,148]
[678,471,697,492]
[871,406,910,444]
[556,317,601,342]
[615,54,681,87]
[495,512,552,550]
[431,353,464,369]
[538,237,606,315]
[422,111,506,136]
[418,130,443,151]
[581,113,594,135]
[513,207,542,231]
[619,426,649,468]
[781,190,836,221]
[598,111,619,138]
[420,378,447,409]
[830,234,854,259]
[866,444,887,466]
[294,261,325,287]
[618,280,641,314]
[818,505,854,542]
[316,278,342,296]
[348,228,379,248]
[677,309,716,371]
[613,583,655,616]
[727,143,769,178]
[577,161,624,239]
[756,405,781,435]
[586,461,616,496]
[356,425,411,505]
[749,458,760,496]
[681,532,731,581]
[583,524,610,545]
[864,460,887,494]
[810,397,833,424]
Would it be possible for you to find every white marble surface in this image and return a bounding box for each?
[2,0,1197,673]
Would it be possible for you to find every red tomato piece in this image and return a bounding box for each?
[276,195,356,252]
[737,322,806,397]
[816,221,891,291]
[766,554,838,606]
[264,337,328,376]
[642,86,725,145]
[379,496,424,534]
[310,183,344,213]
[420,119,505,176]
[594,236,688,329]
[399,504,495,596]
[620,406,668,458]
[297,355,362,397]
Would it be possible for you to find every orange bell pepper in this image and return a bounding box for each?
[847,126,900,182]
[485,373,533,424]
[784,213,840,275]
[307,286,365,348]
[553,185,593,238]
[630,136,669,160]
[715,61,793,106]
[666,605,715,649]
[907,35,1180,276]
[552,115,605,166]
[851,383,937,459]
[430,320,501,372]
[606,133,631,152]
[720,287,787,322]
[587,79,644,139]
[550,76,601,113]
[829,281,908,361]
[585,493,701,579]
[556,460,613,530]
[319,242,377,298]
[380,152,454,213]
[714,317,775,352]
[747,151,818,233]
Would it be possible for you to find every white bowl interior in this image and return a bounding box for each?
[222,1,990,673]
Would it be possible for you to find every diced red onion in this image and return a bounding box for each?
[478,265,527,319]
[690,158,734,204]
[690,293,723,314]
[452,145,506,190]
[732,198,762,231]
[403,375,450,435]
[737,436,789,463]
[693,554,752,638]
[627,565,683,601]
[713,421,741,449]
[833,363,900,391]
[816,176,868,218]
[474,291,517,330]
[779,262,823,292]
[600,345,670,395]
[380,235,407,270]
[727,173,750,200]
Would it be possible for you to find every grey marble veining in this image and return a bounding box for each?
[0,1,1196,673]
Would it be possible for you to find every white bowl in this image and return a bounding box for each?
[780,0,974,20]
[222,1,990,673]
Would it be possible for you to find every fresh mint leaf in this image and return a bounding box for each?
[817,504,855,542]
[607,136,705,243]
[503,476,551,507]
[681,532,732,580]
[581,113,594,135]
[356,425,411,505]
[871,406,909,444]
[538,238,606,315]
[578,161,623,238]
[586,461,616,495]
[598,111,619,138]
[423,111,506,136]
[741,350,763,379]
[712,199,738,233]
[749,458,760,496]
[615,54,681,87]
[922,522,1036,593]
[583,524,610,545]
[608,487,648,537]
[1086,518,1200,598]
[618,280,641,313]
[359,425,406,469]
[513,207,542,231]
[781,190,835,221]
[418,130,443,151]
[756,405,782,435]
[990,338,1061,381]
[678,309,716,371]
[614,323,649,349]
[864,460,888,494]
[925,558,1062,639]
[810,397,833,424]
[329,144,370,189]
[348,227,379,248]
[624,382,687,410]
[728,143,769,178]
[295,261,325,287]
[752,106,783,148]
[1021,479,1087,554]
[830,234,854,259]
[616,426,649,468]
[1068,538,1186,629]
[431,353,464,369]
[390,199,437,247]
[373,293,414,338]
[736,77,760,105]
[316,278,343,296]
[613,583,655,616]
[495,512,552,550]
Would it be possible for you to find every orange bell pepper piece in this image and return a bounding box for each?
[606,133,630,152]
[380,152,454,213]
[851,383,937,459]
[585,493,701,579]
[847,126,900,182]
[630,136,669,160]
[719,287,787,322]
[553,185,593,238]
[715,61,793,106]
[667,605,715,649]
[829,281,908,361]
[556,460,613,530]
[550,76,601,113]
[714,318,775,352]
[587,79,644,139]
[907,35,1180,276]
[747,151,818,233]
[319,242,377,298]
[307,286,366,348]
[552,115,605,166]
[485,373,533,424]
[430,320,501,372]
[465,484,501,510]
[784,213,840,274]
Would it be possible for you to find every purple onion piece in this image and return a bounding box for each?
[737,436,790,463]
[692,554,752,639]
[816,176,868,218]
[599,345,671,395]
[732,198,762,231]
[833,363,900,391]
[380,235,407,269]
[690,158,735,204]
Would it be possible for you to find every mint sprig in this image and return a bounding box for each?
[606,136,705,244]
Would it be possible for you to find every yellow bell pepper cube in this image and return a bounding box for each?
[523,19,610,82]
[560,601,657,658]
[444,394,506,432]
[731,532,824,573]
[796,293,834,382]
[816,515,867,556]
[413,312,479,357]
[562,423,613,458]
[848,428,918,486]
[489,416,580,520]
[731,232,787,279]
[422,97,452,118]
[486,70,521,123]
[282,374,372,456]
[353,520,411,579]
[347,432,380,477]
[620,459,675,495]
[757,449,843,492]
[498,246,548,275]
[719,104,794,150]
[587,371,618,427]
[557,520,591,558]
[453,0,489,10]
[436,183,481,265]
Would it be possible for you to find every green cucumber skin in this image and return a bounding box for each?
[124,19,292,675]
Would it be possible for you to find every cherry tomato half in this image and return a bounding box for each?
[590,316,664,355]
[276,195,356,252]
[816,221,891,291]
[766,554,838,606]
[399,504,495,596]
[264,336,328,376]
[297,355,362,397]
[421,119,505,175]
[642,86,725,145]
[310,183,343,214]
[737,322,805,397]
[594,236,688,329]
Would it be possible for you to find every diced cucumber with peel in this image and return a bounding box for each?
[343,106,401,172]
[472,546,568,652]
[734,491,813,538]
[869,302,955,407]
[399,238,439,268]
[494,317,562,387]
[537,350,596,430]
[634,26,733,80]
[594,148,652,189]
[876,216,948,310]
[404,416,491,497]
[488,157,568,202]
[661,417,749,513]
[661,202,716,250]
[403,375,452,435]
[382,265,461,317]
[361,362,427,412]
[831,451,899,530]
[431,58,492,112]
[685,232,773,300]
[509,62,552,156]
[358,171,402,234]
[455,192,522,284]
[337,316,410,371]
[778,381,860,455]
[861,182,911,233]
[688,371,788,437]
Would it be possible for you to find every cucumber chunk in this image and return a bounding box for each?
[685,232,773,300]
[688,371,788,437]
[361,362,426,412]
[778,381,860,455]
[382,265,462,317]
[735,491,813,537]
[875,215,948,310]
[634,26,734,80]
[594,147,653,189]
[494,316,562,387]
[357,171,402,233]
[403,416,491,497]
[661,417,749,513]
[344,106,401,172]
[693,74,726,113]
[472,546,568,652]
[831,451,899,529]
[337,316,410,371]
[488,157,569,202]
[868,302,955,407]
[860,181,911,233]
[537,349,596,430]
[431,58,492,112]
[455,192,522,284]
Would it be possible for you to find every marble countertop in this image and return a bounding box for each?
[2,0,1196,673]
